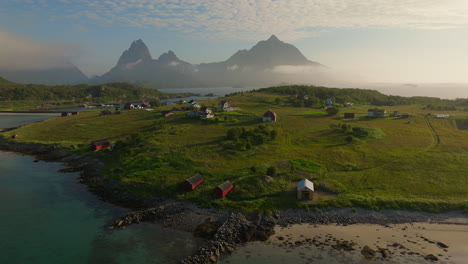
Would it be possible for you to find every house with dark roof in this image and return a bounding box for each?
[90,139,112,151]
[181,174,205,191]
[123,103,134,110]
[368,108,386,118]
[263,110,277,122]
[214,181,234,198]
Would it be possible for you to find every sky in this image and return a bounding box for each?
[1,0,468,83]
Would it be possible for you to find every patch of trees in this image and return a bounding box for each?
[225,125,277,150]
[332,123,384,143]
[0,76,162,102]
[258,85,468,107]
[325,107,339,115]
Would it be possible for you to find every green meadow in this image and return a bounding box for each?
[5,87,468,213]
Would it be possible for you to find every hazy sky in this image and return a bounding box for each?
[1,0,468,83]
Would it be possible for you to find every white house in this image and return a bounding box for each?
[297,179,314,200]
[186,100,200,109]
[218,101,231,112]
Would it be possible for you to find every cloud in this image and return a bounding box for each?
[9,0,468,40]
[0,30,81,71]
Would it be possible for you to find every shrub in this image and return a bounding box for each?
[326,107,339,115]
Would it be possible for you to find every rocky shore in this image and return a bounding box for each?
[1,140,468,263]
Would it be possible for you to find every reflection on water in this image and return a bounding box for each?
[0,146,201,264]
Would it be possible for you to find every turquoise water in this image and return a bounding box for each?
[0,115,55,129]
[0,115,201,264]
[0,151,201,264]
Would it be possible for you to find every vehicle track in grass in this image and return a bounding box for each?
[423,115,440,149]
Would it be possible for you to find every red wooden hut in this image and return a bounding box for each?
[214,181,234,198]
[90,139,112,151]
[343,113,355,119]
[181,174,205,191]
[11,134,18,139]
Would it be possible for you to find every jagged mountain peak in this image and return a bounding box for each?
[267,35,280,42]
[157,50,181,64]
[117,39,152,66]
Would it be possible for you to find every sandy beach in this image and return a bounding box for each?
[263,223,468,263]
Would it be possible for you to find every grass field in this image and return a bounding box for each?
[4,90,468,213]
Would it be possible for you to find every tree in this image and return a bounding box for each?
[266,166,277,177]
[326,107,339,116]
[275,97,281,105]
[150,99,161,107]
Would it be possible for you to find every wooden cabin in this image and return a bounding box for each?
[123,103,134,110]
[263,110,277,122]
[90,139,112,151]
[343,113,355,119]
[162,110,174,117]
[61,112,71,117]
[181,174,205,191]
[297,179,314,200]
[71,112,80,115]
[11,134,18,139]
[214,181,234,198]
[368,108,386,118]
[100,110,112,115]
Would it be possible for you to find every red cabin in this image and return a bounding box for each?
[181,174,205,191]
[343,113,355,119]
[90,139,111,151]
[11,134,18,139]
[214,181,234,198]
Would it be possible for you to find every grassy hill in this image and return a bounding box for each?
[4,86,468,213]
[0,76,162,110]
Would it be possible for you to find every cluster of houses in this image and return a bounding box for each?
[123,103,151,110]
[343,109,410,119]
[181,174,234,198]
[61,111,80,117]
[187,106,215,119]
[182,173,315,200]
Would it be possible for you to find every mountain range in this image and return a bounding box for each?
[4,35,325,87]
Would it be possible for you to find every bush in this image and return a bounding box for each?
[326,107,339,115]
[266,166,277,177]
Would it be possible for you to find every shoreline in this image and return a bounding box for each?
[1,140,468,263]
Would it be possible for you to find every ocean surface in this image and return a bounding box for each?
[160,83,468,100]
[0,116,201,264]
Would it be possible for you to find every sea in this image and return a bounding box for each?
[0,116,201,264]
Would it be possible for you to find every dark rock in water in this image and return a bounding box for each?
[194,218,222,239]
[424,254,439,261]
[331,240,356,251]
[361,245,376,260]
[436,242,448,249]
[58,167,82,173]
[378,247,390,259]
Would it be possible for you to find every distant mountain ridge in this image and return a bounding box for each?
[2,35,324,87]
[0,62,88,85]
[91,35,324,88]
